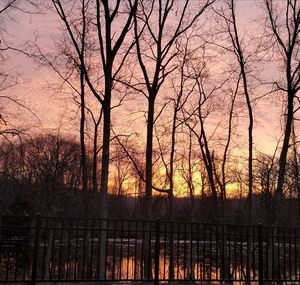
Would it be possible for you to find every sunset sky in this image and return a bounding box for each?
[1,0,297,199]
[3,0,283,152]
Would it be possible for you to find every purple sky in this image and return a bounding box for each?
[2,0,285,158]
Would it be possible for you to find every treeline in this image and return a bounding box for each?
[1,0,300,225]
[0,134,299,226]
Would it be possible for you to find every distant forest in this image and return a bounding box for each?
[1,134,299,226]
[0,0,300,226]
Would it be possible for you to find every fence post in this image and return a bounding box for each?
[258,224,264,285]
[31,216,41,285]
[154,219,160,285]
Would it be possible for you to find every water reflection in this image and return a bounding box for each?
[1,239,300,282]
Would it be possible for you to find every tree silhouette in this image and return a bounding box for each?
[264,0,300,224]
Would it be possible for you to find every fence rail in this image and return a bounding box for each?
[0,215,299,284]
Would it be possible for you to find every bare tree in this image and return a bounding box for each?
[264,0,300,223]
[166,36,199,218]
[0,0,39,137]
[132,0,214,221]
[253,151,278,223]
[182,45,232,222]
[51,0,138,219]
[0,134,82,214]
[110,143,133,196]
[32,7,105,196]
[213,0,256,223]
[179,127,202,218]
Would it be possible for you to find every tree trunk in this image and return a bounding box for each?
[168,106,177,219]
[229,0,254,224]
[199,126,219,222]
[92,119,100,193]
[145,97,155,219]
[100,91,111,219]
[143,97,155,280]
[98,82,112,279]
[273,89,294,224]
[80,85,88,218]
